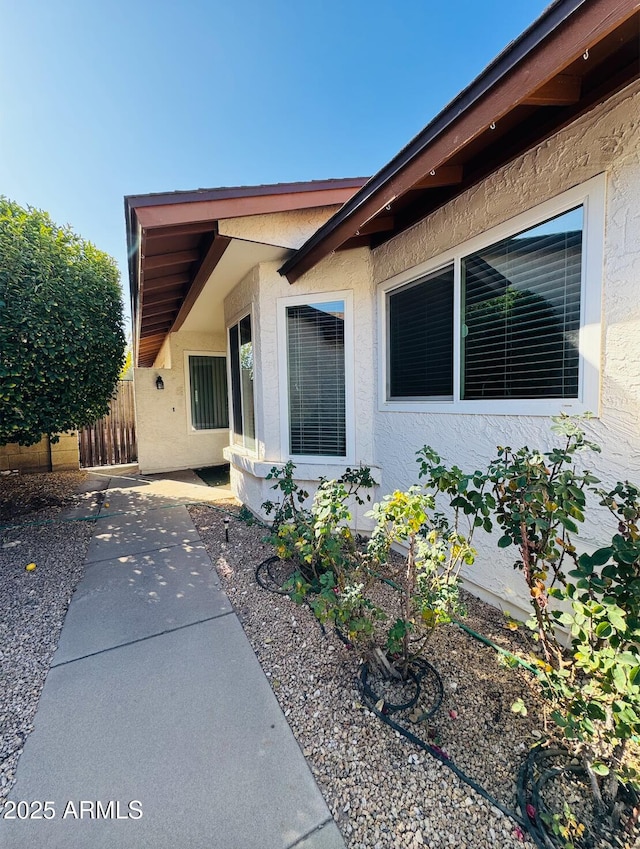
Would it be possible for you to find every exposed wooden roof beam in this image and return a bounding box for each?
[144,249,201,270]
[141,316,174,330]
[143,286,187,305]
[142,273,191,290]
[170,235,232,334]
[143,302,182,320]
[522,73,582,105]
[411,166,464,190]
[139,339,166,351]
[355,216,395,236]
[141,322,173,338]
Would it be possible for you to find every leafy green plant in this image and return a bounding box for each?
[303,571,386,652]
[262,462,381,654]
[262,462,374,582]
[489,417,640,817]
[540,803,586,849]
[262,461,310,529]
[488,414,600,662]
[543,482,640,813]
[366,448,493,672]
[0,197,125,445]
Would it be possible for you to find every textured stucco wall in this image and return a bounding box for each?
[224,248,380,518]
[371,82,640,614]
[135,330,228,474]
[218,206,343,249]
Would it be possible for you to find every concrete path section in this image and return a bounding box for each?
[0,473,345,849]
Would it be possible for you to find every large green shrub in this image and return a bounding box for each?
[0,198,125,446]
[489,417,640,811]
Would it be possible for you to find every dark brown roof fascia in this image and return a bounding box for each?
[279,0,636,282]
[125,178,368,210]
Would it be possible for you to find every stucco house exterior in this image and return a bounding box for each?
[125,0,640,615]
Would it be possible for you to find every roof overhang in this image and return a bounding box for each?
[125,179,367,367]
[281,0,640,282]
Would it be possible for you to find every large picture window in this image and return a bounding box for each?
[461,207,582,400]
[382,177,604,414]
[287,300,346,457]
[229,314,256,452]
[187,355,228,430]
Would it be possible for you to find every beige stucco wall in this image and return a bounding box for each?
[0,431,79,474]
[224,247,381,521]
[218,205,343,249]
[135,330,228,474]
[371,81,640,615]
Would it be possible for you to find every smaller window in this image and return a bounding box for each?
[286,299,346,457]
[229,314,256,452]
[188,355,228,430]
[387,265,454,400]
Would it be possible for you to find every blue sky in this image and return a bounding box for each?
[0,0,550,329]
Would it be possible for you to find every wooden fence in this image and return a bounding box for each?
[78,380,137,468]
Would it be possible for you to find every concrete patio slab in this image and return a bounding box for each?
[0,616,336,849]
[52,543,232,665]
[86,505,200,562]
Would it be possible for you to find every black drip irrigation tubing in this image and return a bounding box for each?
[255,556,328,635]
[253,555,547,841]
[519,747,639,849]
[358,663,527,828]
[252,554,640,847]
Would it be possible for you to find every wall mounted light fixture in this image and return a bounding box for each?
[155,375,164,391]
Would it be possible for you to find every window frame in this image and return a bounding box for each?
[183,350,229,434]
[227,311,257,455]
[277,290,355,464]
[378,174,605,416]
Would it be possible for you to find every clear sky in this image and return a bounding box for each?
[0,0,551,329]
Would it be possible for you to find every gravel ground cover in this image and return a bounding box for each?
[0,471,92,807]
[190,502,550,849]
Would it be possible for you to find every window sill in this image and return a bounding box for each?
[224,446,381,484]
[379,398,595,417]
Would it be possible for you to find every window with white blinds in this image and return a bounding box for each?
[461,207,582,400]
[381,174,606,414]
[388,265,454,399]
[286,300,346,457]
[188,355,228,430]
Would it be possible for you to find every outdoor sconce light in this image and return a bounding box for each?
[155,375,164,391]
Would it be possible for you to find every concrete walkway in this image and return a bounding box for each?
[0,470,345,849]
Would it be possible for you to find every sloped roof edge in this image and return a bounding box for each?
[280,0,635,281]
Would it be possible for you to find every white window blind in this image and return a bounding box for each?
[461,206,582,399]
[286,300,346,457]
[188,355,228,430]
[388,265,454,399]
